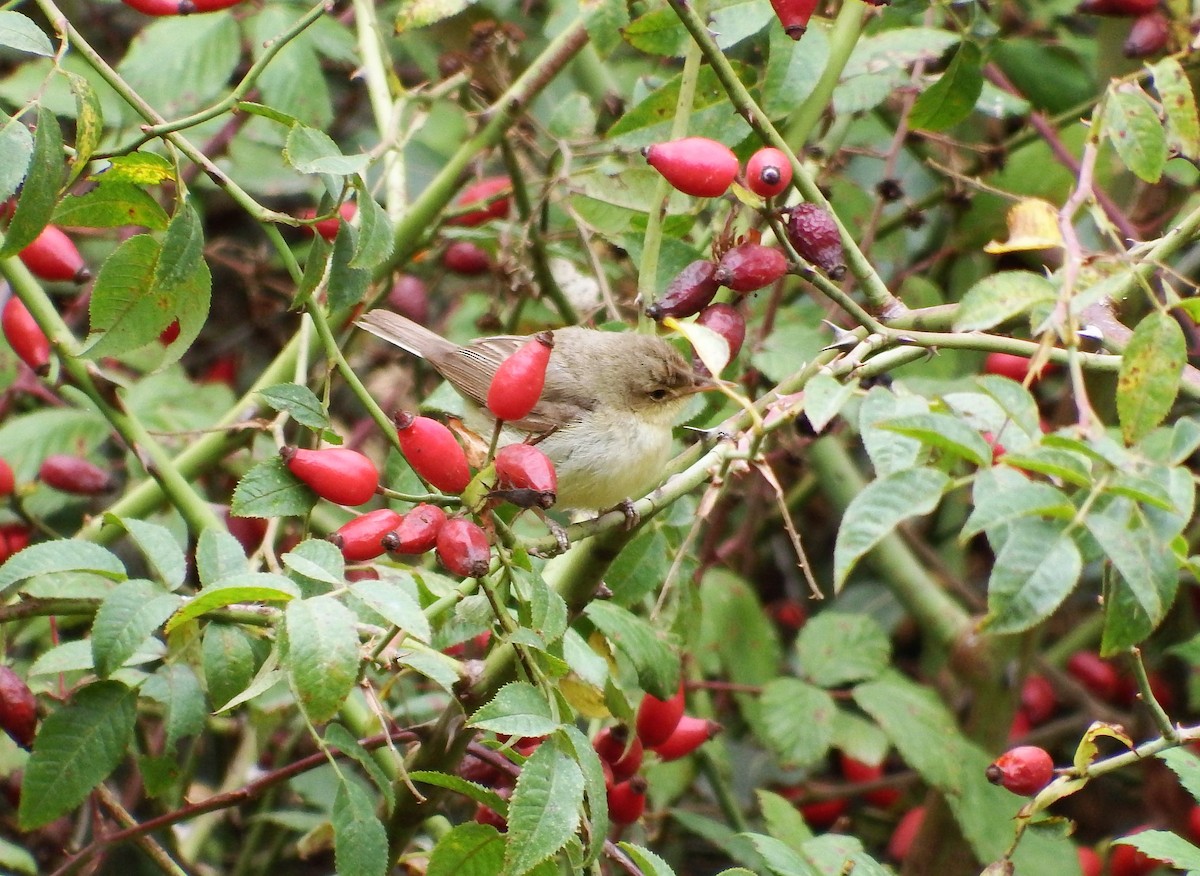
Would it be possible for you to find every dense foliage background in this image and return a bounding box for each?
[1,0,1200,873]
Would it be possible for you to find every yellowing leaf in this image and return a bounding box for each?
[984,198,1063,254]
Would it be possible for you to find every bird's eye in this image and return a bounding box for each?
[648,388,669,401]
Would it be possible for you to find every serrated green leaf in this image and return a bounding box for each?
[19,681,137,829]
[104,153,175,186]
[1117,310,1186,445]
[353,578,431,641]
[1159,748,1200,803]
[953,271,1058,332]
[622,7,688,57]
[0,12,54,56]
[910,41,983,132]
[91,578,181,678]
[975,374,1043,438]
[1150,58,1200,160]
[803,373,856,434]
[698,568,782,687]
[557,724,609,865]
[395,0,471,31]
[795,612,891,687]
[756,789,814,852]
[252,8,332,128]
[754,679,835,768]
[504,743,584,876]
[1116,830,1200,870]
[620,843,679,876]
[53,183,169,230]
[1085,498,1176,629]
[1105,86,1167,184]
[285,594,360,723]
[608,63,753,148]
[65,71,102,187]
[983,520,1082,634]
[165,573,300,633]
[833,467,950,590]
[231,456,317,518]
[995,446,1092,485]
[117,16,240,121]
[0,114,34,204]
[469,682,561,737]
[258,383,330,430]
[142,663,206,752]
[962,466,1075,540]
[584,601,678,698]
[30,639,164,676]
[349,186,394,270]
[858,388,928,477]
[333,780,388,876]
[285,124,369,176]
[111,516,186,589]
[409,771,509,814]
[880,412,993,466]
[763,23,829,119]
[740,833,819,876]
[283,538,345,587]
[427,823,506,876]
[196,528,248,586]
[0,105,63,258]
[327,218,370,311]
[0,539,125,597]
[202,623,262,712]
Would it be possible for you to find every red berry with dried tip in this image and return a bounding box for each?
[1077,0,1158,16]
[0,458,13,498]
[593,726,644,781]
[442,241,491,275]
[1124,11,1169,57]
[607,776,648,825]
[693,304,747,377]
[395,411,472,494]
[494,443,557,505]
[0,666,37,748]
[652,714,721,761]
[450,177,511,226]
[645,260,719,321]
[19,225,89,284]
[746,147,793,197]
[487,332,554,421]
[39,455,111,495]
[986,745,1055,796]
[382,503,446,555]
[769,0,819,39]
[713,243,788,294]
[436,517,491,578]
[2,297,50,374]
[330,508,404,562]
[787,203,846,279]
[636,682,685,747]
[644,137,739,198]
[281,446,379,507]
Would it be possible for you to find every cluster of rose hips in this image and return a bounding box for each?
[284,332,556,578]
[0,454,111,562]
[589,683,721,826]
[1076,0,1170,58]
[641,136,845,375]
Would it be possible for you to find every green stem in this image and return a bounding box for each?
[783,2,867,148]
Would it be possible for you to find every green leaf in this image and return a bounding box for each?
[697,568,783,686]
[0,105,63,258]
[196,528,248,586]
[753,679,836,768]
[258,383,330,430]
[325,723,395,813]
[620,844,679,876]
[202,623,263,712]
[622,7,688,57]
[349,188,394,269]
[756,789,814,852]
[608,63,753,148]
[1150,58,1200,160]
[1105,85,1167,184]
[395,0,470,31]
[710,0,771,49]
[803,373,856,434]
[1159,747,1200,803]
[975,375,1043,440]
[982,520,1082,634]
[996,446,1092,486]
[880,412,993,466]
[909,41,984,132]
[53,183,169,230]
[142,663,206,752]
[0,114,34,204]
[282,538,345,587]
[0,12,54,56]
[0,836,36,874]
[285,123,369,176]
[1085,498,1176,629]
[427,823,506,876]
[91,578,181,678]
[763,23,829,119]
[31,639,164,676]
[116,16,240,121]
[740,833,819,876]
[584,601,678,698]
[953,271,1058,332]
[65,71,103,188]
[858,388,928,477]
[353,578,431,642]
[252,8,332,128]
[795,612,891,687]
[19,681,137,829]
[557,724,609,866]
[1116,831,1200,870]
[833,467,950,590]
[111,516,186,590]
[231,456,317,518]
[104,152,175,186]
[333,780,388,876]
[164,572,300,633]
[285,594,361,723]
[504,742,585,876]
[962,466,1075,540]
[327,218,371,311]
[0,539,125,597]
[469,682,561,737]
[409,770,510,813]
[1117,310,1186,445]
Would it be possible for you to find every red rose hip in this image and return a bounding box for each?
[593,726,644,781]
[1065,651,1123,703]
[746,147,793,197]
[644,137,739,198]
[281,446,380,506]
[442,241,491,275]
[436,517,491,578]
[713,243,788,294]
[382,503,447,555]
[487,332,553,421]
[2,297,50,374]
[645,260,719,321]
[394,411,472,494]
[652,714,720,761]
[606,775,648,825]
[0,666,37,748]
[450,177,511,226]
[18,225,89,284]
[636,681,685,747]
[986,745,1055,796]
[769,0,819,39]
[0,458,13,498]
[39,455,111,495]
[494,443,557,506]
[787,203,846,279]
[330,508,404,562]
[1124,11,1169,57]
[693,304,747,376]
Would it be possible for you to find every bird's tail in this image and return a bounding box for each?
[355,310,457,360]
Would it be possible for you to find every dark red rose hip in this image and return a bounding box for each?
[395,411,472,494]
[1123,11,1169,57]
[442,241,491,275]
[281,446,380,507]
[436,517,491,578]
[746,147,793,197]
[1077,0,1157,15]
[787,203,846,279]
[645,260,720,321]
[644,138,739,198]
[2,297,50,374]
[382,503,447,555]
[487,332,554,422]
[0,666,37,748]
[330,508,404,562]
[693,304,747,375]
[387,275,430,325]
[39,455,111,495]
[713,243,788,294]
[19,225,89,284]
